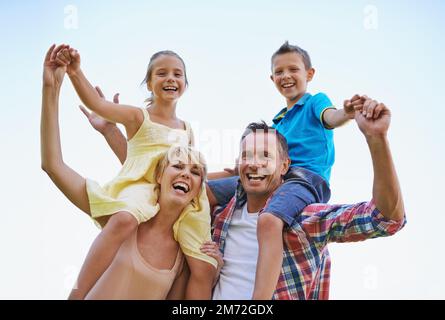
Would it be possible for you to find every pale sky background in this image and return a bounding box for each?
[1,0,444,299]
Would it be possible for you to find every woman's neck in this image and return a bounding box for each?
[150,199,184,232]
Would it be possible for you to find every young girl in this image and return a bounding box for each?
[49,44,217,299]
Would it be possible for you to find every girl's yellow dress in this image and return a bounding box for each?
[86,108,216,267]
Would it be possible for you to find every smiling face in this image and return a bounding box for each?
[271,52,315,108]
[156,146,206,211]
[147,54,187,103]
[238,132,289,199]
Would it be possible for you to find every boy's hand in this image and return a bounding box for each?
[79,86,120,134]
[343,94,365,119]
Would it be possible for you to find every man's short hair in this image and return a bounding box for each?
[240,121,289,159]
[271,41,312,70]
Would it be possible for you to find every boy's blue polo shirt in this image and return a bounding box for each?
[272,92,335,184]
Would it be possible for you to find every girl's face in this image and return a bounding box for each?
[157,160,204,209]
[148,55,186,103]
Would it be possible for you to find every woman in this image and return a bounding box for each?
[40,44,221,299]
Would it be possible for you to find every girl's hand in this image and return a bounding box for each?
[200,241,224,284]
[79,86,120,134]
[43,44,66,88]
[67,47,81,76]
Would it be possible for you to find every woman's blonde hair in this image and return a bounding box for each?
[154,145,207,198]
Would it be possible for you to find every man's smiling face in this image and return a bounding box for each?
[238,131,289,197]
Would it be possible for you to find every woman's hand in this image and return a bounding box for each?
[43,44,66,89]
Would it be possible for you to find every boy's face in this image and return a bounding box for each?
[270,52,315,106]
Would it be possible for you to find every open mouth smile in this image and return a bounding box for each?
[281,83,295,88]
[246,173,266,181]
[163,86,178,92]
[172,181,190,194]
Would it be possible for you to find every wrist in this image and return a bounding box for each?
[101,123,119,136]
[42,84,61,94]
[365,133,388,145]
[67,68,80,77]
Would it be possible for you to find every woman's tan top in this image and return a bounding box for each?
[85,230,184,300]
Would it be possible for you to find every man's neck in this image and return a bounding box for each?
[246,194,269,213]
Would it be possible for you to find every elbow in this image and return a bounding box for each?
[41,162,50,174]
[41,162,55,178]
[41,160,62,179]
[390,207,406,222]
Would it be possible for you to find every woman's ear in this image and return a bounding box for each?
[156,172,162,185]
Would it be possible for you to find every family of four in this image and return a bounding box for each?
[40,41,405,300]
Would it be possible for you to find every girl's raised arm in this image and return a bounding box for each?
[51,45,143,140]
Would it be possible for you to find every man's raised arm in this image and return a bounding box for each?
[355,97,405,221]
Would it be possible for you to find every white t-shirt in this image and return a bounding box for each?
[212,204,259,300]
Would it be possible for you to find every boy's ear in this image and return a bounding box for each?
[306,68,315,82]
[270,74,274,82]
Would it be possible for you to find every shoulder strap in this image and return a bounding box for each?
[141,108,149,120]
[184,121,194,146]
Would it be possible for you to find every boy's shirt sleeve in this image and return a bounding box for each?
[312,92,336,128]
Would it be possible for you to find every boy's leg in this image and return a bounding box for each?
[184,256,216,300]
[252,167,330,299]
[68,211,138,300]
[253,213,284,299]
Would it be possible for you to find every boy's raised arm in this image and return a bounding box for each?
[322,94,363,128]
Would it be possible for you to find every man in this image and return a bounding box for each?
[208,97,405,299]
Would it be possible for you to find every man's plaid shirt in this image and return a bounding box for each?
[211,185,406,299]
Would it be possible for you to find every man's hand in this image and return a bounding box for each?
[79,86,120,134]
[355,96,391,139]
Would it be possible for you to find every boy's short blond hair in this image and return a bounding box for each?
[271,41,312,70]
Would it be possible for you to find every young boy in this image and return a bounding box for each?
[207,41,361,299]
